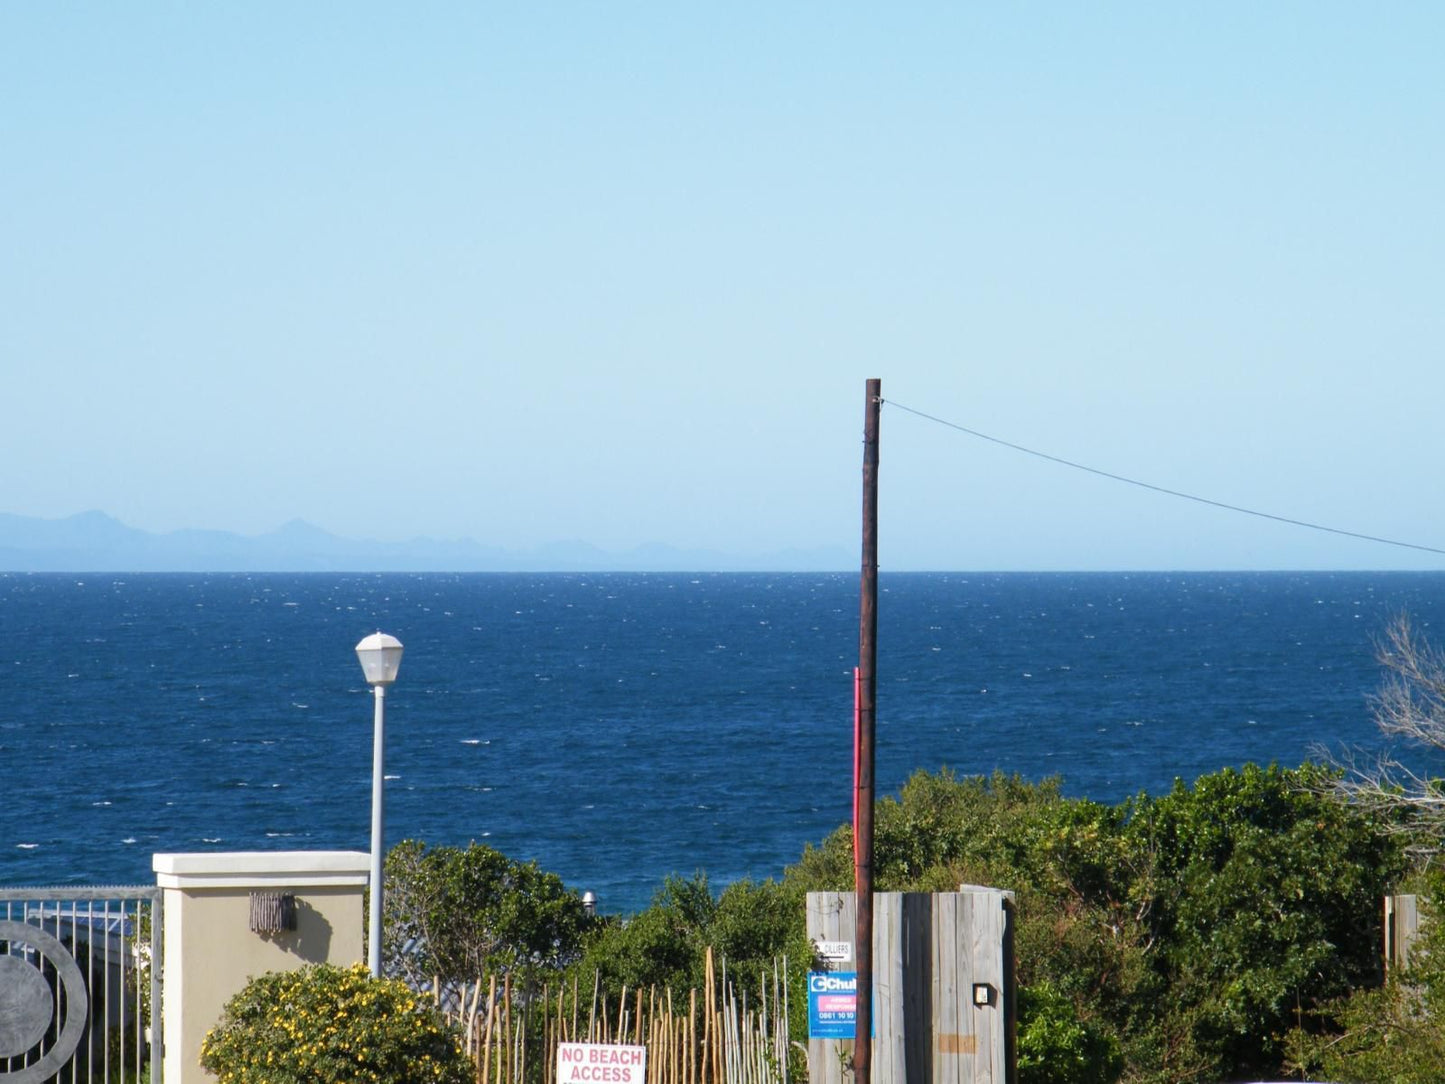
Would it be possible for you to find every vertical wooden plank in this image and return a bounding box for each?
[955,894,975,1084]
[902,893,933,1084]
[1390,894,1421,971]
[837,889,857,1084]
[1385,895,1395,972]
[968,892,994,1084]
[874,894,906,1084]
[807,892,856,1084]
[955,889,1014,1084]
[962,892,981,1084]
[993,890,1018,1084]
[932,893,957,1084]
[806,893,822,1084]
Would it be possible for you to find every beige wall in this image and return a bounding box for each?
[154,851,370,1084]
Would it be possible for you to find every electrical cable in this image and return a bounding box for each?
[884,398,1445,558]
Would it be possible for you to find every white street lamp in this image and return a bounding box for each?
[356,631,403,977]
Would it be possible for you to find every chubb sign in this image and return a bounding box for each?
[807,971,862,1040]
[809,973,857,994]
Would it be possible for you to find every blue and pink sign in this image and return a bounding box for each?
[807,971,872,1039]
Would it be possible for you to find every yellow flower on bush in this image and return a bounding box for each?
[200,963,470,1084]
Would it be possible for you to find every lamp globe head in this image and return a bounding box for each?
[355,632,404,686]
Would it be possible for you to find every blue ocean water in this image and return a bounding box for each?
[2,571,1443,913]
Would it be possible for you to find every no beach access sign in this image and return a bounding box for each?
[556,1043,647,1084]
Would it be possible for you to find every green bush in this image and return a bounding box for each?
[779,764,1403,1084]
[199,962,471,1084]
[1018,982,1122,1084]
[1121,762,1404,1080]
[1286,869,1445,1082]
[367,762,1400,1084]
[384,838,595,990]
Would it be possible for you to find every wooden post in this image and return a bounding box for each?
[482,975,497,1084]
[689,988,698,1084]
[856,379,881,1084]
[809,890,1016,1084]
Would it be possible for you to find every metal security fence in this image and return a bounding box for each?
[0,887,162,1084]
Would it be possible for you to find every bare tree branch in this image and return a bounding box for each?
[1317,614,1445,847]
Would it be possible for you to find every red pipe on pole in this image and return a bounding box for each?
[853,666,861,868]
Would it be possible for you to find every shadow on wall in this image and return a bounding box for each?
[256,898,334,961]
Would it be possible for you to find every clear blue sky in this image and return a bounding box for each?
[3,4,1442,570]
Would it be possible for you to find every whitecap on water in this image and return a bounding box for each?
[16,842,38,850]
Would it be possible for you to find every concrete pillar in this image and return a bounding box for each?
[153,850,370,1084]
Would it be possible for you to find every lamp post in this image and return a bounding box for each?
[356,631,404,978]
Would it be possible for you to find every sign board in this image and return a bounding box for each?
[814,940,852,963]
[807,971,872,1040]
[556,1043,647,1084]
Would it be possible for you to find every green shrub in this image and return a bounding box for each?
[1121,762,1405,1079]
[1285,870,1445,1082]
[1018,982,1122,1084]
[384,838,595,990]
[199,962,471,1084]
[778,764,1402,1084]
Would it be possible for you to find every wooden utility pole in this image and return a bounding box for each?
[855,378,880,1084]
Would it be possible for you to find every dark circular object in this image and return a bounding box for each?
[0,920,89,1083]
[0,955,53,1057]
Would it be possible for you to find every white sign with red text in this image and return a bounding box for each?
[556,1043,648,1084]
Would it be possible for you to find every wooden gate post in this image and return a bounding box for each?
[805,890,1015,1084]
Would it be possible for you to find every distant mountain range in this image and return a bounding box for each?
[0,511,850,573]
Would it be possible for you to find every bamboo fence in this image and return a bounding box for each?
[433,949,793,1084]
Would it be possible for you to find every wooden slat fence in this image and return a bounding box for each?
[433,949,792,1084]
[805,890,1015,1084]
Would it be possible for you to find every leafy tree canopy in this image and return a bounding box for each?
[383,839,596,989]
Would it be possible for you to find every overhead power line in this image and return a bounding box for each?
[884,398,1445,558]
